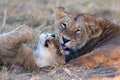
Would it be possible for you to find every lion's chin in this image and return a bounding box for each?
[62,46,79,62]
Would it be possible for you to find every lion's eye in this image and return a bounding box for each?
[75,29,82,34]
[61,23,66,29]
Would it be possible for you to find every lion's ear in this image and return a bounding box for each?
[53,6,67,19]
[85,22,103,38]
[90,25,102,38]
[84,15,105,38]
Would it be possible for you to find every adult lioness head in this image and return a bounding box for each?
[53,6,109,62]
[35,33,65,67]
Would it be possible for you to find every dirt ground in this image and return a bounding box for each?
[0,63,120,80]
[0,0,120,80]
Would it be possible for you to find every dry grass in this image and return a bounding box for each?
[0,0,120,80]
[0,0,120,32]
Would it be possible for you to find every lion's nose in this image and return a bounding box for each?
[62,36,70,44]
[51,34,56,38]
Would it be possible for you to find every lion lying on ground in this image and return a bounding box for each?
[1,6,120,70]
[53,6,120,68]
[0,25,64,71]
[0,25,36,70]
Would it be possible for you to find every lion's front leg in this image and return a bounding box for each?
[68,46,120,69]
[68,50,109,69]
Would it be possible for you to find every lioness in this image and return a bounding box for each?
[53,7,120,68]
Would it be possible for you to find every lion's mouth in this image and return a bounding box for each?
[62,45,67,49]
[62,44,69,50]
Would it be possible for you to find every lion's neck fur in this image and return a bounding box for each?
[76,22,120,57]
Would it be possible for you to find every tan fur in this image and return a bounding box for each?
[0,25,36,70]
[0,26,65,70]
[90,76,120,80]
[0,25,67,71]
[47,36,65,65]
[69,46,120,68]
[54,6,120,68]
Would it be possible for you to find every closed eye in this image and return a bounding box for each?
[61,23,66,29]
[75,29,82,34]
